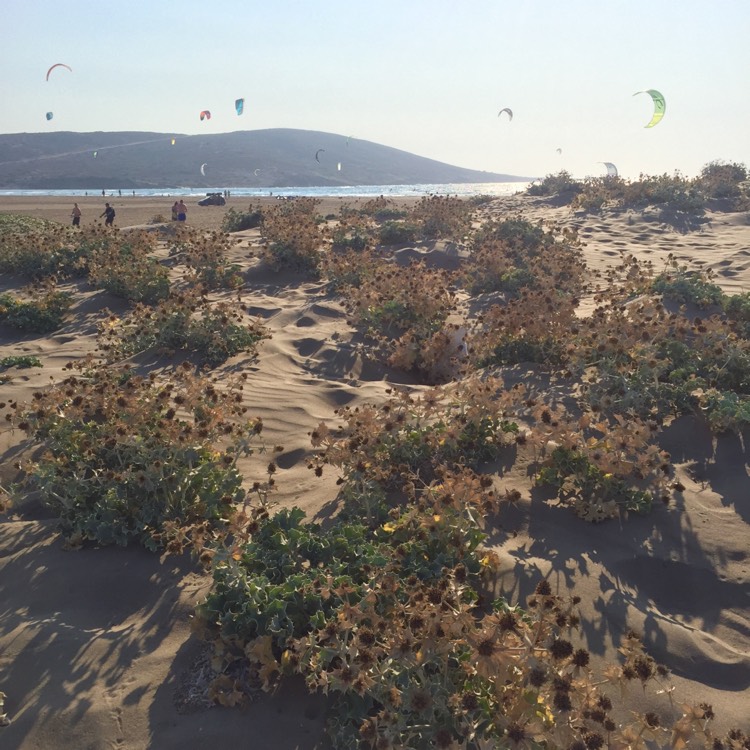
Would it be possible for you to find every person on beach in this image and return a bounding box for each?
[71,203,82,227]
[171,201,179,221]
[100,202,116,227]
[177,199,187,222]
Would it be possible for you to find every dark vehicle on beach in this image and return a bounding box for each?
[197,192,226,206]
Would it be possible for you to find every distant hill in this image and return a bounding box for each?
[0,129,528,189]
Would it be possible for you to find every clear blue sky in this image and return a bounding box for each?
[2,0,748,180]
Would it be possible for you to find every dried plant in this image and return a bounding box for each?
[6,360,267,549]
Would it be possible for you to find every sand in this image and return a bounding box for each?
[0,193,748,748]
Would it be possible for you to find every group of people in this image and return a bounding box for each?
[171,200,188,221]
[70,201,116,227]
[70,198,190,228]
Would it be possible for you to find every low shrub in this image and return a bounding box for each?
[258,198,324,273]
[87,231,170,304]
[98,291,269,368]
[8,363,267,549]
[651,257,724,308]
[378,220,419,245]
[0,355,42,370]
[0,287,72,333]
[170,227,244,290]
[221,205,264,232]
[526,170,582,199]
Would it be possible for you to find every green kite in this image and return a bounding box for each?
[634,89,665,128]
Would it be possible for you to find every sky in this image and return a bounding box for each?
[1,0,749,181]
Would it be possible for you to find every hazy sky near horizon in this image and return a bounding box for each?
[1,0,748,181]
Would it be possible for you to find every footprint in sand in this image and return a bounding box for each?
[293,337,324,357]
[275,447,306,469]
[295,315,315,328]
[244,305,281,319]
[310,303,346,319]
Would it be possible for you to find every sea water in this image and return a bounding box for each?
[0,182,530,199]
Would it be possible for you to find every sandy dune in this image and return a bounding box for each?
[0,194,748,748]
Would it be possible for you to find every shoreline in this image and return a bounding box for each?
[0,195,425,232]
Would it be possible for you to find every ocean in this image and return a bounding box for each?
[0,182,530,199]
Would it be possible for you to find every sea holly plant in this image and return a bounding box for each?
[0,284,73,333]
[87,229,170,304]
[7,359,267,550]
[194,490,739,750]
[168,226,245,290]
[532,408,671,521]
[310,376,524,502]
[97,290,270,368]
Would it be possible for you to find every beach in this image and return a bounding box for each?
[0,190,748,749]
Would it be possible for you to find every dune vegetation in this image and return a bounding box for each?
[1,170,749,748]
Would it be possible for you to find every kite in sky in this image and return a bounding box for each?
[556,147,562,155]
[600,162,618,177]
[200,163,207,176]
[235,98,244,115]
[46,63,72,81]
[45,112,53,121]
[315,149,325,163]
[200,110,211,121]
[171,138,176,145]
[498,107,513,121]
[634,89,665,128]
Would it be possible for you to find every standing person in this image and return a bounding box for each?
[71,203,82,227]
[177,199,187,222]
[100,202,116,227]
[171,201,179,221]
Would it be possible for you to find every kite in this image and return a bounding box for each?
[171,138,176,145]
[200,110,211,121]
[235,98,244,115]
[634,89,665,128]
[337,162,341,171]
[556,147,562,155]
[200,163,207,176]
[315,149,325,163]
[600,162,618,177]
[254,168,261,176]
[93,151,97,158]
[46,63,72,81]
[498,107,513,121]
[45,112,53,121]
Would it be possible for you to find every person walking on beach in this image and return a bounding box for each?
[177,199,187,222]
[71,203,82,227]
[171,201,180,221]
[100,202,116,227]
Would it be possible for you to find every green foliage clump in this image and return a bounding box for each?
[723,291,750,331]
[378,220,419,245]
[258,198,324,274]
[221,205,264,233]
[87,231,170,304]
[170,227,244,290]
[526,170,582,199]
[409,195,473,241]
[0,288,72,333]
[0,355,42,370]
[0,222,96,280]
[355,196,407,222]
[97,292,269,368]
[651,258,724,308]
[10,363,266,549]
[697,160,748,200]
